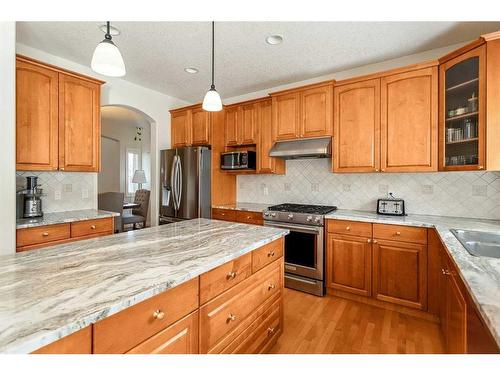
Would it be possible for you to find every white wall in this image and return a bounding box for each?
[0,23,16,255]
[16,43,191,227]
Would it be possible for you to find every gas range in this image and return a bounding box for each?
[263,203,337,226]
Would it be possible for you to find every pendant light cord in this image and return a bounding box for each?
[105,21,112,41]
[211,21,215,89]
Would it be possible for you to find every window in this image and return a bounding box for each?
[126,148,140,196]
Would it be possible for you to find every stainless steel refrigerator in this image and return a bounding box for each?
[159,147,211,225]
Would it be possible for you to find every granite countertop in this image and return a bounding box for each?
[16,209,120,229]
[0,218,288,353]
[325,209,500,346]
[212,202,270,212]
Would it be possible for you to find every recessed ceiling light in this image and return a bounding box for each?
[184,67,199,74]
[99,24,121,36]
[265,35,283,45]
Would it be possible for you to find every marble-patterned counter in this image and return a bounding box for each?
[16,209,119,229]
[325,209,500,346]
[0,218,288,353]
[212,202,270,212]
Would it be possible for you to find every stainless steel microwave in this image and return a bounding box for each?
[220,150,256,170]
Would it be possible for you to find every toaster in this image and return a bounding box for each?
[377,194,405,216]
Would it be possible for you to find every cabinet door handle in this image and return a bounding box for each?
[227,313,236,323]
[267,283,276,291]
[153,310,165,320]
[372,239,378,244]
[395,231,401,236]
[267,327,275,336]
[226,271,237,280]
[367,239,372,243]
[268,251,275,258]
[381,168,385,172]
[346,226,351,231]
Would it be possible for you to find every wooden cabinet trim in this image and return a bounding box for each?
[252,238,284,273]
[211,208,237,222]
[272,92,301,141]
[326,219,373,238]
[300,84,333,138]
[269,80,334,96]
[373,223,427,244]
[191,107,211,146]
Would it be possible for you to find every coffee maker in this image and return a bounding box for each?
[17,176,44,218]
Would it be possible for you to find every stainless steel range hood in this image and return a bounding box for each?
[269,137,332,159]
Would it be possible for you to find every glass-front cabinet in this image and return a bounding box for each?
[440,45,486,171]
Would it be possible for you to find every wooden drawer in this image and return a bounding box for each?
[199,260,282,353]
[200,253,252,304]
[220,297,281,354]
[327,219,372,237]
[32,326,92,354]
[373,224,427,244]
[17,223,71,248]
[93,277,199,354]
[236,210,263,225]
[126,311,199,354]
[71,217,114,238]
[252,238,284,273]
[212,208,237,222]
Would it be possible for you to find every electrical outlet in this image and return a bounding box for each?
[311,183,319,192]
[263,187,269,196]
[54,190,62,200]
[422,185,434,194]
[81,189,89,199]
[63,183,72,193]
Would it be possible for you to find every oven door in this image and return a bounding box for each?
[263,220,323,280]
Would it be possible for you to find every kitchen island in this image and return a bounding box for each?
[0,218,288,353]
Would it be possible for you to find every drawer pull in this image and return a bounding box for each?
[226,313,236,323]
[226,271,237,280]
[267,327,275,336]
[395,231,401,236]
[346,226,351,231]
[267,283,276,291]
[367,239,371,243]
[42,232,49,237]
[153,310,165,320]
[246,216,252,219]
[267,251,275,258]
[90,225,96,230]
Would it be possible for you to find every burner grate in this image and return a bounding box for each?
[267,203,337,215]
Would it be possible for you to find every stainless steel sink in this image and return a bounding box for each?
[451,229,500,259]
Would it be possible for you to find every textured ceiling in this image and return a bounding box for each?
[16,21,500,102]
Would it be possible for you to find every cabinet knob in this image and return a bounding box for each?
[267,327,275,336]
[381,168,385,172]
[373,239,378,244]
[226,271,237,280]
[60,167,65,171]
[367,239,372,243]
[346,226,351,231]
[478,165,484,170]
[268,251,275,258]
[227,313,237,323]
[441,268,451,275]
[375,169,380,172]
[153,310,165,320]
[42,232,49,237]
[267,283,276,291]
[90,225,96,229]
[395,231,401,236]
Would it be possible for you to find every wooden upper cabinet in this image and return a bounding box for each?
[333,79,381,173]
[271,82,333,141]
[191,107,210,145]
[257,99,285,174]
[301,84,333,138]
[439,45,486,171]
[59,74,101,172]
[380,66,438,172]
[239,103,258,144]
[272,92,300,141]
[225,106,239,146]
[16,59,59,171]
[171,110,191,148]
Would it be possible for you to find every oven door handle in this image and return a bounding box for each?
[264,221,322,235]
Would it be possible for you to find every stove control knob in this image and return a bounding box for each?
[288,214,294,220]
[264,211,269,217]
[271,212,277,218]
[306,216,313,222]
[314,216,321,223]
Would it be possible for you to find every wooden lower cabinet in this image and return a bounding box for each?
[372,239,427,310]
[126,312,199,354]
[211,207,264,225]
[326,234,372,297]
[33,326,92,354]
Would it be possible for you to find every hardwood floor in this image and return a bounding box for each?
[270,288,445,354]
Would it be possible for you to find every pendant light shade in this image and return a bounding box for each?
[202,21,223,112]
[91,22,126,77]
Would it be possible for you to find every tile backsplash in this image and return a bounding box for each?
[16,171,96,213]
[237,159,500,220]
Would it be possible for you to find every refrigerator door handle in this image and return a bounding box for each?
[176,156,183,210]
[170,156,178,210]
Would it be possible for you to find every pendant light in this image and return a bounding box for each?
[202,21,223,111]
[91,21,126,77]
